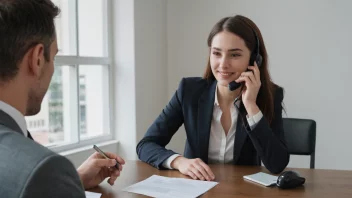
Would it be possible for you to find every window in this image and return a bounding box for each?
[25,0,113,151]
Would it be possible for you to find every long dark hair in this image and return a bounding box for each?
[203,15,277,124]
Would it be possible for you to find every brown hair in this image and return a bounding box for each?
[0,0,60,82]
[203,15,277,123]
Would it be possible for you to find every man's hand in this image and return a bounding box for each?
[77,152,125,189]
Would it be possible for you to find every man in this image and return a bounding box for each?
[0,0,125,197]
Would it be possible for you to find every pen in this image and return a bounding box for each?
[93,145,120,169]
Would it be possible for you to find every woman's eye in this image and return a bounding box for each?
[212,52,221,56]
[231,54,241,57]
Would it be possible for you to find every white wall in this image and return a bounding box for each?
[111,0,137,160]
[167,0,352,170]
[134,0,168,145]
[111,0,168,160]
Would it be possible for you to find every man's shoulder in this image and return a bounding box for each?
[0,125,55,159]
[0,125,60,179]
[0,126,81,197]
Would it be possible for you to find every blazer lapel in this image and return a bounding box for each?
[27,130,33,140]
[197,80,217,163]
[0,110,23,136]
[0,110,33,140]
[233,102,249,163]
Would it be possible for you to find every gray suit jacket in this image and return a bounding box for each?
[0,110,85,198]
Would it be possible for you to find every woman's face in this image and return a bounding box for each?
[210,31,251,87]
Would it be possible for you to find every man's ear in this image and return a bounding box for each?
[27,44,45,77]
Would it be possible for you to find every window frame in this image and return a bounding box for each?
[48,0,115,153]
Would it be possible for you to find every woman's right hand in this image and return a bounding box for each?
[171,156,215,181]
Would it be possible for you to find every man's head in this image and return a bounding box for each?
[0,0,60,115]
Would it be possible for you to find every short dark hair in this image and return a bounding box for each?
[0,0,60,82]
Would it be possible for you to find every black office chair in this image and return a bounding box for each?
[282,118,316,169]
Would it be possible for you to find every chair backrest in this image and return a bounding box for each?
[283,118,316,168]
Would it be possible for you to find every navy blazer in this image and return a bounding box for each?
[136,77,289,174]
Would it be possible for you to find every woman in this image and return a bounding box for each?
[136,15,289,181]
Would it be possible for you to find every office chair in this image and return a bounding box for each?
[283,118,316,169]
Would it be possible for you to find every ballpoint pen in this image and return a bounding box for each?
[93,145,120,169]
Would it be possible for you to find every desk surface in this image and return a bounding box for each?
[90,160,352,198]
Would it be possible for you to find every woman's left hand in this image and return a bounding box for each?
[235,62,261,115]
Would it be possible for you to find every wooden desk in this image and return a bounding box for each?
[90,160,352,198]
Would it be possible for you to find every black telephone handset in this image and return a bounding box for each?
[228,54,262,91]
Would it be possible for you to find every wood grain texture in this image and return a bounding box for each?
[89,160,352,198]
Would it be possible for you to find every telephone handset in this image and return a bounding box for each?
[228,56,262,91]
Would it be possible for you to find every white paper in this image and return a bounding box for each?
[85,191,101,198]
[243,172,278,187]
[122,175,218,198]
